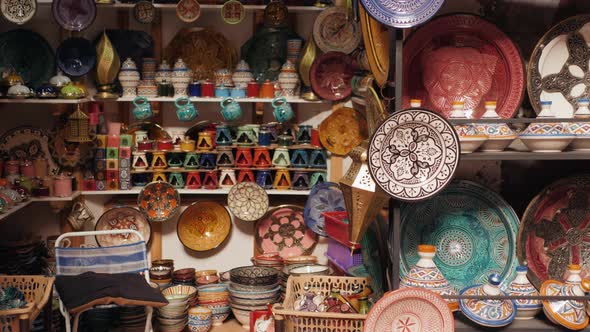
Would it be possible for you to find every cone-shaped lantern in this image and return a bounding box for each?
[94,32,120,100]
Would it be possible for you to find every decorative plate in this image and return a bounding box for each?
[359,0,444,28]
[402,14,525,119]
[221,0,245,25]
[49,123,95,168]
[138,182,181,222]
[255,205,318,259]
[176,0,201,23]
[528,15,590,117]
[52,0,96,31]
[364,288,454,332]
[227,182,269,222]
[517,175,590,289]
[241,27,288,83]
[359,5,389,87]
[310,51,356,101]
[95,207,152,247]
[398,180,520,291]
[303,182,346,237]
[133,1,156,24]
[0,29,54,89]
[313,7,361,55]
[319,107,367,156]
[263,0,288,28]
[368,108,460,201]
[56,37,97,77]
[1,0,36,25]
[0,126,58,174]
[177,201,231,251]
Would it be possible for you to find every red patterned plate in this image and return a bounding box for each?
[138,182,181,222]
[255,205,318,259]
[310,51,356,101]
[402,14,525,119]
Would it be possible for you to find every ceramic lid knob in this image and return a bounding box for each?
[538,100,554,118]
[482,100,501,119]
[575,98,590,118]
[410,99,422,107]
[515,265,527,273]
[489,273,502,286]
[450,101,466,119]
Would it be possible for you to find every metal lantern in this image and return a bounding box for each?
[67,105,92,142]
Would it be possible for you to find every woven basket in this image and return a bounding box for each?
[272,276,368,332]
[0,275,55,332]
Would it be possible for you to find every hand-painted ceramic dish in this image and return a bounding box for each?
[459,274,517,327]
[359,5,389,87]
[177,201,231,251]
[255,205,318,259]
[517,175,590,289]
[310,51,356,101]
[133,1,156,24]
[95,207,152,246]
[398,180,520,291]
[303,182,346,237]
[403,14,525,119]
[364,288,454,332]
[56,37,97,77]
[313,7,361,55]
[1,0,36,25]
[369,108,460,202]
[319,107,367,156]
[138,182,181,222]
[506,265,542,320]
[176,0,201,23]
[0,126,58,174]
[540,265,589,330]
[221,0,245,25]
[359,0,444,28]
[52,0,96,31]
[227,182,269,222]
[230,266,279,286]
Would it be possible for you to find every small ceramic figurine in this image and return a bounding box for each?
[118,58,141,98]
[474,101,517,152]
[278,60,300,97]
[232,60,254,88]
[450,101,488,153]
[171,58,193,97]
[506,265,542,320]
[568,98,590,151]
[459,274,517,327]
[519,100,574,152]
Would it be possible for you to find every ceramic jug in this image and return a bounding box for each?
[132,96,153,120]
[220,97,242,122]
[175,97,198,121]
[272,97,294,123]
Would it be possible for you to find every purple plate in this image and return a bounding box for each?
[52,0,96,31]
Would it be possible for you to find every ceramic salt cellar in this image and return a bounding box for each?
[155,60,172,84]
[400,244,458,311]
[541,264,590,330]
[568,98,590,151]
[171,58,193,97]
[450,101,487,153]
[519,101,574,152]
[474,101,517,152]
[278,60,300,97]
[118,58,140,98]
[506,265,542,320]
[232,60,254,88]
[459,274,516,327]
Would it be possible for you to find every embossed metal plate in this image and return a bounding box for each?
[359,0,444,28]
[313,7,361,55]
[360,5,389,87]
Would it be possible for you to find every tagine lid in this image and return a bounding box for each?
[522,101,573,136]
[459,274,517,327]
[476,101,516,138]
[451,101,487,138]
[506,265,542,309]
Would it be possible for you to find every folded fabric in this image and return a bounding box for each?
[55,272,168,313]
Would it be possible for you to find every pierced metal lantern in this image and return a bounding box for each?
[67,105,92,142]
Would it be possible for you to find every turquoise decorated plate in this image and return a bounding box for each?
[397,180,519,291]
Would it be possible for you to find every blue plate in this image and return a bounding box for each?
[303,182,346,237]
[56,37,96,77]
[359,0,444,28]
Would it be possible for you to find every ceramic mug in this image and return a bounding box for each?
[175,97,198,121]
[132,96,153,120]
[271,97,294,123]
[220,97,243,121]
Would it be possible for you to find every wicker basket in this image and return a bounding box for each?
[0,275,55,332]
[272,276,368,332]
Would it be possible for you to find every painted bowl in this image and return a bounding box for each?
[288,264,330,276]
[228,285,281,298]
[230,266,279,286]
[197,275,219,285]
[283,255,318,265]
[459,136,487,154]
[229,282,280,293]
[570,137,590,151]
[211,312,230,326]
[479,136,516,152]
[162,285,197,302]
[150,266,172,278]
[231,307,252,329]
[230,295,279,307]
[198,284,228,293]
[230,302,269,312]
[522,122,571,136]
[519,136,574,153]
[195,269,218,277]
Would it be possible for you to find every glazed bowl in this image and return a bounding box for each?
[288,264,330,277]
[228,285,280,299]
[458,136,487,154]
[198,284,228,293]
[230,296,279,307]
[230,266,279,286]
[231,307,252,329]
[152,259,174,268]
[229,281,280,293]
[230,302,269,312]
[569,136,590,151]
[211,312,230,326]
[56,37,97,77]
[162,285,197,303]
[197,274,219,285]
[519,135,574,153]
[283,255,318,265]
[195,269,218,277]
[150,266,172,278]
[479,136,516,152]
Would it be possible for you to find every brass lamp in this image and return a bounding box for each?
[94,32,120,100]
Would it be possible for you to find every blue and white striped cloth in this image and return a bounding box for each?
[55,241,148,276]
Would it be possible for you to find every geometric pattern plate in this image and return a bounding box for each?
[368,108,460,202]
[359,0,444,28]
[137,181,181,222]
[227,182,269,222]
[177,201,232,252]
[95,207,152,247]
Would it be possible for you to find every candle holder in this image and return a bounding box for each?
[272,148,291,168]
[296,125,312,144]
[219,169,237,188]
[167,153,184,169]
[253,148,271,168]
[290,149,309,168]
[215,124,233,146]
[255,170,274,189]
[237,170,255,183]
[151,152,167,169]
[309,171,327,187]
[186,172,202,189]
[203,171,219,189]
[168,172,185,188]
[291,171,310,190]
[152,172,167,182]
[273,169,291,190]
[216,147,235,167]
[236,125,256,146]
[235,147,253,168]
[197,132,214,151]
[199,153,216,169]
[184,152,200,169]
[258,125,271,146]
[310,150,327,168]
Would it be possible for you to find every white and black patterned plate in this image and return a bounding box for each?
[359,0,444,28]
[1,0,36,25]
[368,108,459,202]
[227,182,269,222]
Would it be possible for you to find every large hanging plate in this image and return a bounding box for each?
[359,5,389,87]
[313,7,361,55]
[95,207,152,247]
[319,107,367,156]
[227,182,269,222]
[359,0,444,28]
[304,182,346,237]
[137,182,181,223]
[52,0,96,32]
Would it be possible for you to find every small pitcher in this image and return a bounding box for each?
[132,96,153,120]
[272,97,294,123]
[175,97,198,121]
[220,97,243,122]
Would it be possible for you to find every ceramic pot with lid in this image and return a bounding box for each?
[519,101,574,152]
[506,265,542,320]
[459,274,517,327]
[474,101,517,152]
[171,58,193,97]
[568,98,590,151]
[278,60,300,97]
[450,101,487,153]
[232,60,254,88]
[118,57,141,98]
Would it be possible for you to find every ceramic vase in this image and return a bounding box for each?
[506,265,542,320]
[278,60,300,97]
[118,58,140,98]
[155,60,172,84]
[171,58,193,97]
[232,60,254,88]
[215,68,233,87]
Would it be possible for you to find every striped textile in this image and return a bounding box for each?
[55,241,148,276]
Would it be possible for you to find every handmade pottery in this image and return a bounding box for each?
[35,84,58,98]
[133,1,156,24]
[1,0,36,25]
[230,87,246,98]
[155,60,172,84]
[232,60,254,88]
[360,0,443,28]
[138,182,181,222]
[271,97,294,123]
[313,7,361,54]
[568,98,590,151]
[137,79,158,97]
[60,82,85,99]
[459,274,517,327]
[56,37,96,77]
[475,101,517,152]
[220,97,242,122]
[119,57,141,98]
[221,0,245,25]
[541,265,590,330]
[175,97,198,122]
[177,201,231,251]
[177,0,201,23]
[49,70,71,88]
[132,96,153,120]
[215,84,230,98]
[520,101,574,152]
[319,107,367,155]
[310,51,356,101]
[449,101,488,153]
[278,61,299,97]
[94,207,151,246]
[7,83,33,98]
[230,266,279,286]
[171,58,193,97]
[52,0,96,31]
[215,68,233,87]
[507,265,542,320]
[259,80,274,98]
[227,182,269,222]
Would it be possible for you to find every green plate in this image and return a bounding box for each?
[0,29,55,89]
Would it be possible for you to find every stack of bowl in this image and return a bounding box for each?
[251,252,284,271]
[196,269,219,286]
[173,268,196,285]
[150,266,173,289]
[280,256,319,299]
[158,285,197,332]
[197,284,231,326]
[229,266,280,329]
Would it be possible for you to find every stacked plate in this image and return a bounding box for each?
[119,306,148,331]
[197,284,231,326]
[279,256,318,300]
[229,266,280,329]
[0,238,47,275]
[150,266,173,289]
[158,285,197,332]
[251,252,284,271]
[172,268,196,286]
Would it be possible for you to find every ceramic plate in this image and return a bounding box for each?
[310,51,356,101]
[518,175,590,289]
[403,14,525,119]
[138,182,181,222]
[221,0,245,25]
[95,207,152,246]
[364,288,454,332]
[304,182,346,237]
[49,123,95,168]
[359,0,444,28]
[359,5,389,87]
[0,29,54,89]
[540,280,589,330]
[133,1,156,24]
[319,107,368,156]
[313,7,361,55]
[52,0,96,31]
[56,37,97,77]
[368,108,460,202]
[177,0,201,23]
[398,180,520,291]
[0,126,58,174]
[1,0,36,25]
[255,205,318,259]
[177,201,231,251]
[528,15,590,117]
[227,182,269,222]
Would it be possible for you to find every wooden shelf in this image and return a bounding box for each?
[91,3,326,12]
[0,192,81,222]
[81,188,310,195]
[0,98,89,104]
[462,150,590,161]
[106,96,326,104]
[130,167,326,173]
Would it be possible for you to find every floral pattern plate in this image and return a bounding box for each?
[303,182,346,237]
[319,107,368,156]
[256,205,318,259]
[359,0,444,28]
[368,108,459,202]
[398,180,520,291]
[518,175,590,289]
[138,182,180,222]
[177,201,231,251]
[0,126,58,174]
[95,207,151,247]
[1,0,36,25]
[364,288,454,332]
[227,182,269,222]
[310,51,357,101]
[313,7,361,55]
